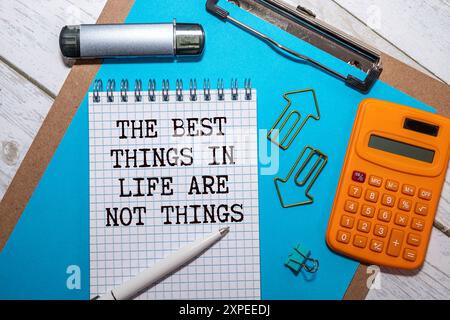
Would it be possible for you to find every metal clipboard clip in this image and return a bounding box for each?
[206,0,383,92]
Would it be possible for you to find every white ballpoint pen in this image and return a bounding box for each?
[93,226,230,300]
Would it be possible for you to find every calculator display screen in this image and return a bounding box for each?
[368,135,435,163]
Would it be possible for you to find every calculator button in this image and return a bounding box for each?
[357,219,371,233]
[385,180,399,192]
[378,209,392,222]
[398,198,412,211]
[394,212,409,227]
[348,185,362,198]
[344,200,359,213]
[368,175,383,187]
[352,171,366,183]
[340,215,355,229]
[370,239,384,253]
[353,235,367,248]
[414,202,429,216]
[361,205,375,218]
[403,248,417,262]
[401,184,416,196]
[418,188,432,201]
[387,229,404,257]
[411,218,425,231]
[365,189,379,203]
[381,194,395,207]
[374,224,388,238]
[337,230,351,244]
[407,233,421,246]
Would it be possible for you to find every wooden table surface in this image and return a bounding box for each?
[0,0,449,299]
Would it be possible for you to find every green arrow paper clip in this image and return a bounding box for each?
[274,146,328,207]
[267,89,320,150]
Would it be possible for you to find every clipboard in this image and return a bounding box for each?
[0,0,448,299]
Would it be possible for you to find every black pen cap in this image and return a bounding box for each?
[59,25,81,58]
[174,23,205,56]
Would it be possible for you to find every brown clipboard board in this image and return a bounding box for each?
[0,0,448,300]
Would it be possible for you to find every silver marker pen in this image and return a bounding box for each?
[59,20,205,59]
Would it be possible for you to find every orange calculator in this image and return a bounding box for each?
[326,98,450,269]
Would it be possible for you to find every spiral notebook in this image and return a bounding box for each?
[88,78,260,299]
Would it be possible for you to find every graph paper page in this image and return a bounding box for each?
[89,89,260,299]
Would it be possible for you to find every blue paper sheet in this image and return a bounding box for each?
[0,0,434,299]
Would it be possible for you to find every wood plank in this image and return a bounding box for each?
[0,0,134,255]
[0,0,448,299]
[333,0,450,84]
[0,0,106,96]
[0,61,53,199]
[282,0,436,79]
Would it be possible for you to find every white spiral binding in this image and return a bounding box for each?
[92,78,253,103]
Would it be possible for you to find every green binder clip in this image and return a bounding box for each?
[267,89,320,150]
[274,146,328,207]
[285,244,319,274]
